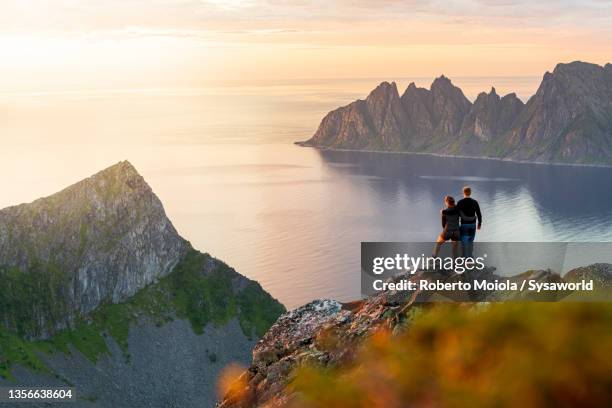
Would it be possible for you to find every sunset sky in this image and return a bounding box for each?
[1,0,612,92]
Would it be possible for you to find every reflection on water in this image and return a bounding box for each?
[317,149,612,241]
[166,144,612,308]
[1,78,611,308]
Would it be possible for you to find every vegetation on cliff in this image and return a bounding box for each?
[292,303,612,407]
[0,249,285,380]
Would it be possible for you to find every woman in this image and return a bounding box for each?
[433,195,460,258]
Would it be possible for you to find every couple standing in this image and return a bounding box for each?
[433,186,482,258]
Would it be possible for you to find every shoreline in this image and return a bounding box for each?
[294,142,612,169]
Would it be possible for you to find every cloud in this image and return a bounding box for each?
[0,0,611,52]
[0,0,610,89]
[1,0,610,35]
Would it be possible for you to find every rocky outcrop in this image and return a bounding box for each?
[564,263,612,288]
[299,61,612,165]
[220,264,612,407]
[218,297,387,408]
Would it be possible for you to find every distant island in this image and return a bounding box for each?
[297,61,612,166]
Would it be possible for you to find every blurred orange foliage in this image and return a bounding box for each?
[290,303,612,408]
[218,363,248,402]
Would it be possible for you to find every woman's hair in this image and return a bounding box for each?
[444,195,455,206]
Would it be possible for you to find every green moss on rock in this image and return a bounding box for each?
[0,329,51,380]
[0,249,285,380]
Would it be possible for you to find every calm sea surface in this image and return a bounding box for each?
[2,77,611,308]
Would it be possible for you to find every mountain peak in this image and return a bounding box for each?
[401,82,427,99]
[99,160,138,177]
[377,80,396,88]
[0,162,189,330]
[552,60,603,74]
[367,81,398,99]
[502,92,518,100]
[475,87,499,102]
[431,75,452,88]
[86,160,147,191]
[546,61,609,87]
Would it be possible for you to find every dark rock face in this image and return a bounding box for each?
[428,75,472,140]
[299,61,612,165]
[456,88,524,154]
[364,82,411,150]
[400,83,436,149]
[506,62,612,163]
[398,77,472,150]
[307,82,410,150]
[0,161,189,327]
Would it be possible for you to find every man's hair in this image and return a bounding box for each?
[445,195,455,206]
[463,186,472,196]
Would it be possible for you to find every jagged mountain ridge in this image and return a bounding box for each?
[298,61,612,165]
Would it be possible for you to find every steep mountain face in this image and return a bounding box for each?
[398,77,472,150]
[0,162,285,406]
[299,61,612,165]
[505,61,612,163]
[428,75,472,140]
[307,82,409,150]
[455,88,524,154]
[219,264,612,407]
[364,82,412,149]
[0,161,189,334]
[399,83,435,149]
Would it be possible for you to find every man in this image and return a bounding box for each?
[457,186,482,258]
